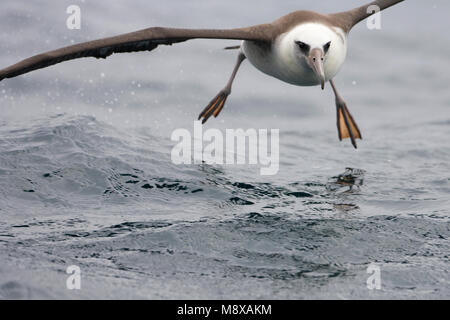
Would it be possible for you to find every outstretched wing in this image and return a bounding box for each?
[0,25,275,81]
[330,0,405,33]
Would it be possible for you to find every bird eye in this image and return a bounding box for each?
[323,41,331,54]
[295,41,310,54]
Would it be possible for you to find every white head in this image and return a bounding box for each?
[278,23,347,88]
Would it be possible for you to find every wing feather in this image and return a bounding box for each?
[0,25,275,81]
[330,0,404,33]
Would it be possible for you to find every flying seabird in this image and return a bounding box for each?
[0,0,404,148]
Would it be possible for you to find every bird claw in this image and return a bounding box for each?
[336,100,362,149]
[198,90,229,124]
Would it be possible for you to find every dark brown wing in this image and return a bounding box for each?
[330,0,405,33]
[0,25,275,81]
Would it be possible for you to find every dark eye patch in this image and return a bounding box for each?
[323,41,331,54]
[295,41,310,54]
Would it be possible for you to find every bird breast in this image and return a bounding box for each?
[242,23,347,87]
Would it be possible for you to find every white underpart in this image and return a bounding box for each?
[243,23,347,86]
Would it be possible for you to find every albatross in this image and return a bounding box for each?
[0,0,404,148]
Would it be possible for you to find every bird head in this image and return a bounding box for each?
[294,40,331,90]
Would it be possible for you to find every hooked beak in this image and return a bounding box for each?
[308,48,325,90]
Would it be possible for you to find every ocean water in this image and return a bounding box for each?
[0,0,449,299]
